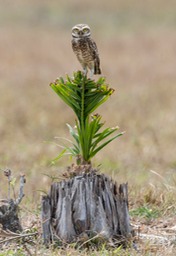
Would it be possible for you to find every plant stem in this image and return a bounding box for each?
[81,76,85,129]
[80,76,86,162]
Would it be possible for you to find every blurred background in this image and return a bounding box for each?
[0,0,176,202]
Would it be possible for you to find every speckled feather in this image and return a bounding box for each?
[71,24,101,75]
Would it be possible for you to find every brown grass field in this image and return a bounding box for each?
[0,0,176,255]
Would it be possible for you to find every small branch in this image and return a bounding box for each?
[3,169,26,205]
[0,199,8,203]
[15,174,26,205]
[4,169,12,200]
[77,233,100,249]
[0,231,38,244]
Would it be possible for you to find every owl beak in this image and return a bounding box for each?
[79,31,83,36]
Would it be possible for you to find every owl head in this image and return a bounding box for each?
[72,24,91,38]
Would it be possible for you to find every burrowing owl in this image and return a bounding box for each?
[72,24,101,76]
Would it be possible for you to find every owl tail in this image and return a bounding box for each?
[94,57,101,75]
[94,66,101,75]
[94,61,101,75]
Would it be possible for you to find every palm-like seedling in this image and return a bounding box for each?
[50,71,123,164]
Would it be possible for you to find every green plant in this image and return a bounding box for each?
[50,71,123,164]
[0,249,25,256]
[130,205,160,219]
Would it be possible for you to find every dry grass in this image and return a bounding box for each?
[0,0,176,255]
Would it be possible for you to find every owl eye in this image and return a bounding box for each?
[73,28,79,33]
[83,28,89,33]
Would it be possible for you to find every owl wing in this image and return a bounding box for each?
[88,38,101,74]
[72,39,78,53]
[87,38,98,59]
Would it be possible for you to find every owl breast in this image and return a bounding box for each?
[72,38,94,65]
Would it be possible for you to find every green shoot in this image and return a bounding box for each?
[50,71,123,164]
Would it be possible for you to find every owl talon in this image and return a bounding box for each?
[90,69,94,78]
[83,68,88,77]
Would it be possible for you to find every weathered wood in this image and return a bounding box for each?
[42,171,132,246]
[41,195,52,245]
[0,200,22,233]
[0,173,25,233]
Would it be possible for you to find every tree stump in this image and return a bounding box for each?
[0,173,25,233]
[42,169,132,247]
[0,199,22,233]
